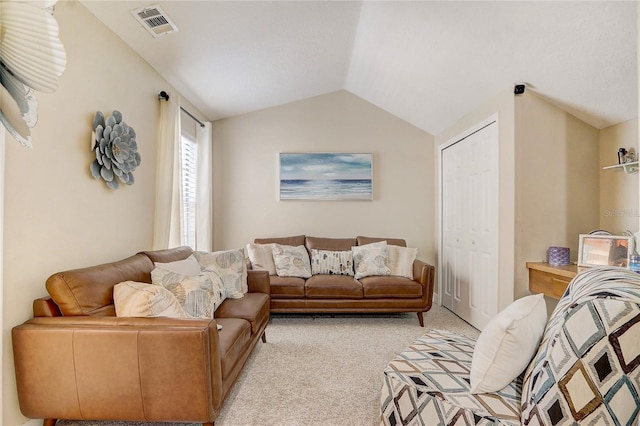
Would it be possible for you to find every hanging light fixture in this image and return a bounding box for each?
[0,0,67,147]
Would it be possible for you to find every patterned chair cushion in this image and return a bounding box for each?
[521,267,640,425]
[380,330,522,425]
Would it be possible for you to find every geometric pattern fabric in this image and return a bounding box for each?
[381,267,640,426]
[521,267,640,425]
[380,329,521,425]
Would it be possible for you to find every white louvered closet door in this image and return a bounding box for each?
[441,120,499,330]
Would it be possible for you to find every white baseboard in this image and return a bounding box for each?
[23,419,40,426]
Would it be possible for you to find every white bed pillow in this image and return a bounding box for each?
[470,293,547,393]
[387,245,417,279]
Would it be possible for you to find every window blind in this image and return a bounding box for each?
[179,134,198,248]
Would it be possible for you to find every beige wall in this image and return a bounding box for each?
[514,92,600,309]
[599,119,639,234]
[2,3,205,425]
[211,90,436,263]
[435,88,516,310]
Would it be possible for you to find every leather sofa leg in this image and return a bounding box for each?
[261,331,267,343]
[203,422,214,426]
[44,420,57,426]
[417,311,424,327]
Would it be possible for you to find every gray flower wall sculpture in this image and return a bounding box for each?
[90,111,141,190]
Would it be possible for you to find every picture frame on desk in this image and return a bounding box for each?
[578,234,633,268]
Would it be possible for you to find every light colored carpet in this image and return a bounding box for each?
[58,304,478,426]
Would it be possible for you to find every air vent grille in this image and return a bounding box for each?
[131,5,178,38]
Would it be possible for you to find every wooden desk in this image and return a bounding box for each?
[526,262,582,299]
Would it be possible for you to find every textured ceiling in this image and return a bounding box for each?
[81,1,637,135]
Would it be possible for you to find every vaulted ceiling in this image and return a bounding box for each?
[81,1,637,136]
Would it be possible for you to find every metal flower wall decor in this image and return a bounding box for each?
[0,0,67,147]
[90,111,141,190]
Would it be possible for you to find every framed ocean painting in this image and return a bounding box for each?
[279,153,373,200]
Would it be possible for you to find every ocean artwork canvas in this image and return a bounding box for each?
[279,153,373,200]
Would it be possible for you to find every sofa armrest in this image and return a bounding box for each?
[247,269,270,294]
[12,316,222,422]
[413,259,435,304]
[33,296,62,317]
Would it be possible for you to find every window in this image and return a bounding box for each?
[179,121,198,248]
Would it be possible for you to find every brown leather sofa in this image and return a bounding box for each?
[252,236,434,326]
[12,246,270,426]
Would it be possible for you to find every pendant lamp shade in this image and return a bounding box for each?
[0,0,66,147]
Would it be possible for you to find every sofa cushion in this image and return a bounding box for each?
[359,276,422,299]
[306,237,356,252]
[215,318,252,380]
[269,276,306,299]
[352,241,391,280]
[194,249,247,298]
[387,245,417,279]
[272,244,312,278]
[356,236,406,247]
[310,249,354,276]
[255,235,305,247]
[113,281,187,318]
[246,243,277,275]
[470,293,547,394]
[215,293,270,334]
[305,275,363,299]
[46,253,155,316]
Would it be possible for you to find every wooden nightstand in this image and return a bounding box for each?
[526,262,583,299]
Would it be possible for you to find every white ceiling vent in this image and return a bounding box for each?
[131,5,178,38]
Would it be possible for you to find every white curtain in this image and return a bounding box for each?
[195,122,213,252]
[0,126,5,421]
[153,94,182,249]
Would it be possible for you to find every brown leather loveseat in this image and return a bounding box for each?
[251,236,434,326]
[12,246,270,426]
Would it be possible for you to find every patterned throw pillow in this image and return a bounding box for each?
[352,241,391,280]
[151,268,226,318]
[114,281,186,318]
[246,243,277,275]
[387,245,417,279]
[194,249,247,298]
[272,244,312,278]
[310,249,354,276]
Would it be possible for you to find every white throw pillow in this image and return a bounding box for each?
[153,254,201,276]
[272,244,312,278]
[114,281,186,318]
[246,243,277,275]
[352,241,391,279]
[387,245,417,279]
[194,249,247,298]
[469,293,547,394]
